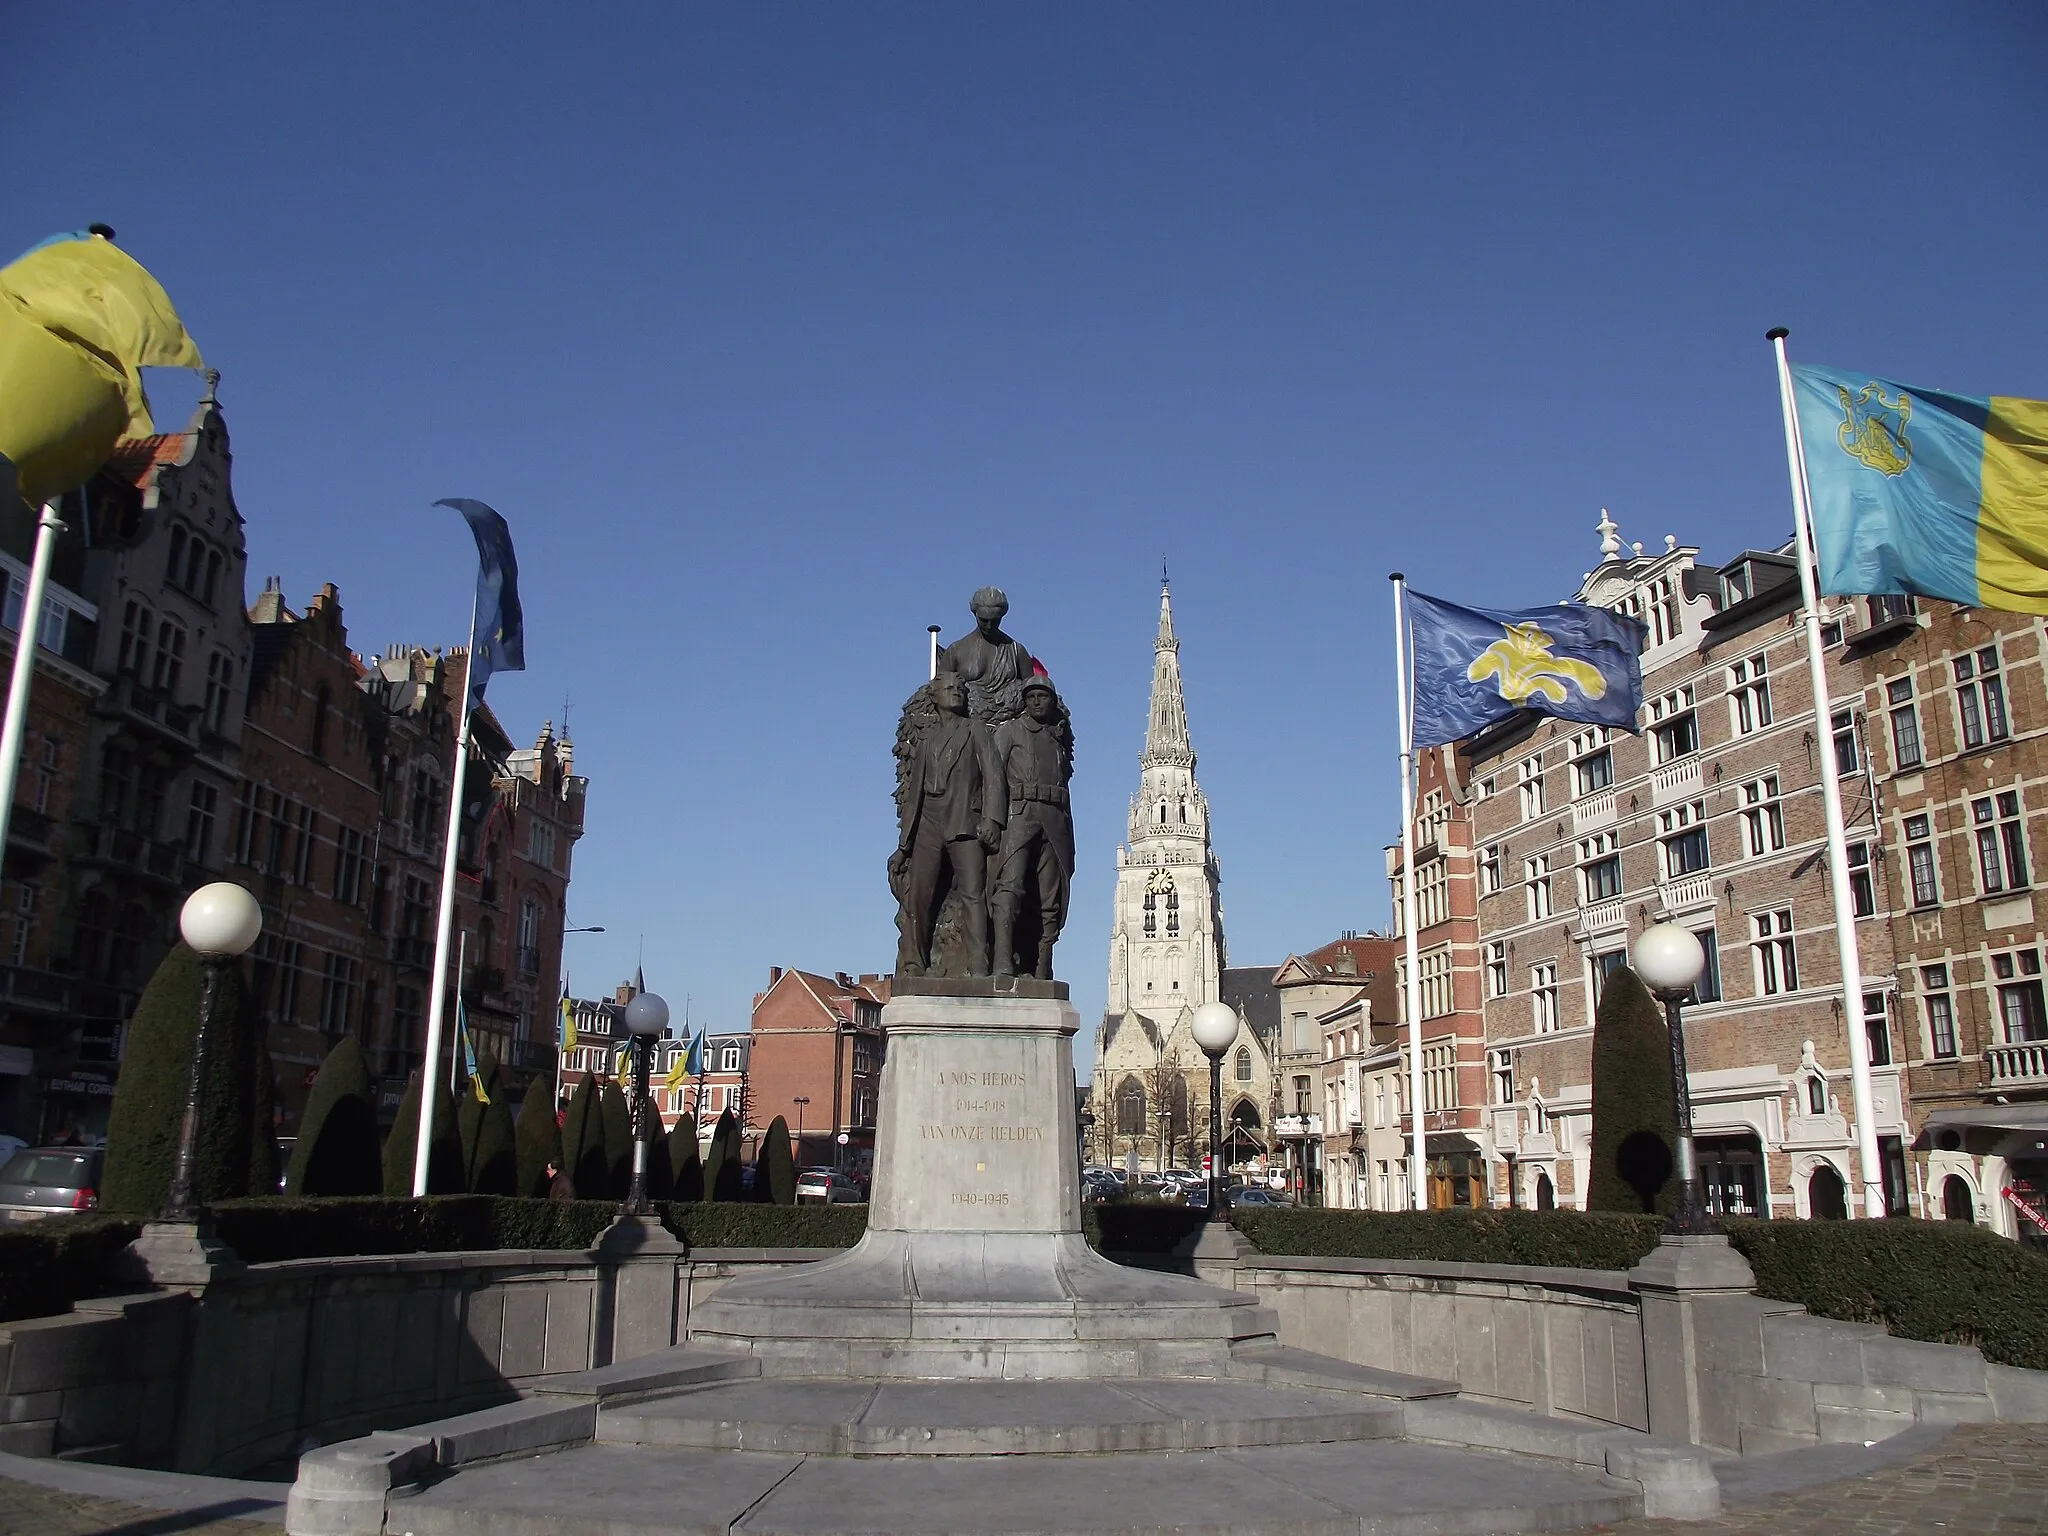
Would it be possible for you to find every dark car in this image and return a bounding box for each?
[1227,1185,1283,1209]
[0,1147,103,1221]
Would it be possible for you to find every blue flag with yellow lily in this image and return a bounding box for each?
[457,1001,490,1105]
[1789,365,2048,615]
[1406,589,1647,748]
[437,498,525,710]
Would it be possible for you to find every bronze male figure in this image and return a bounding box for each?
[991,675,1074,980]
[891,671,1005,976]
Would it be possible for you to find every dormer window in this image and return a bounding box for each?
[1722,564,1751,606]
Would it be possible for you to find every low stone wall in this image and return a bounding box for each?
[0,1247,810,1475]
[1203,1249,2048,1455]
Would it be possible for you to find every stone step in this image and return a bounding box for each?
[596,1377,1403,1457]
[1230,1341,1462,1400]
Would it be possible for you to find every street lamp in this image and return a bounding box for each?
[167,883,263,1221]
[793,1095,809,1160]
[1633,923,1710,1235]
[1191,1001,1239,1221]
[564,925,606,934]
[621,989,669,1215]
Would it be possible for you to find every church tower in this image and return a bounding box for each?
[1103,581,1226,1024]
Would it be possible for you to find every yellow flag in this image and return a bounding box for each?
[559,996,577,1055]
[0,233,204,506]
[662,1048,688,1092]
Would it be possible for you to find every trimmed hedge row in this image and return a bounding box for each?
[1232,1207,1666,1272]
[0,1215,141,1324]
[1723,1217,2048,1373]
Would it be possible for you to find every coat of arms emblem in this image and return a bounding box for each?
[1833,382,1912,477]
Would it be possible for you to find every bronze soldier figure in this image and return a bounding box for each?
[991,675,1074,980]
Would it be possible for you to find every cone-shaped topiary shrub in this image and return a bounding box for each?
[600,1080,632,1199]
[457,1055,518,1195]
[668,1111,702,1201]
[561,1077,607,1199]
[286,1036,382,1196]
[701,1109,729,1202]
[381,1070,464,1196]
[102,943,259,1214]
[709,1108,744,1201]
[755,1116,796,1205]
[644,1104,675,1201]
[513,1087,564,1198]
[1587,965,1679,1216]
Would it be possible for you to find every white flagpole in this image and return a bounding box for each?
[1769,328,1887,1218]
[0,501,67,860]
[1390,574,1429,1210]
[413,607,479,1197]
[927,624,942,680]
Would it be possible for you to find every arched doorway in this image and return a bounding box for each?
[1942,1175,1975,1223]
[1535,1170,1555,1211]
[1808,1164,1848,1220]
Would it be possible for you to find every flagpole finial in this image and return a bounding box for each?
[1388,571,1404,583]
[1766,326,1790,342]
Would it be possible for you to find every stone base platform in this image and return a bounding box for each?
[689,1231,1280,1379]
[386,1438,1644,1536]
[599,1376,1405,1456]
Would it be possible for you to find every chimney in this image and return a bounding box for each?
[835,972,853,989]
[769,966,783,986]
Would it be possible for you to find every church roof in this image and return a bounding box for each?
[1220,965,1280,1035]
[1143,582,1192,762]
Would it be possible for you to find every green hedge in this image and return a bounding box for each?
[0,1215,143,1323]
[1085,1202,1211,1254]
[1724,1217,2048,1372]
[1232,1207,1666,1271]
[667,1202,866,1249]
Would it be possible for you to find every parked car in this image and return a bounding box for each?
[1227,1185,1284,1209]
[795,1168,864,1204]
[0,1147,103,1221]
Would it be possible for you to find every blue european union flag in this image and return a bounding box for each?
[1407,589,1647,748]
[437,498,525,711]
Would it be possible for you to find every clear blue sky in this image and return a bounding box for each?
[9,7,2045,1054]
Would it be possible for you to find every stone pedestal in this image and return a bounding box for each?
[1628,1233,1756,1445]
[116,1220,245,1289]
[690,989,1276,1378]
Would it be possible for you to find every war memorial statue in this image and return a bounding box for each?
[892,587,1074,981]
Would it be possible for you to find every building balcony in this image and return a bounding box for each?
[1988,1041,2048,1088]
[1578,896,1628,939]
[516,945,542,978]
[76,824,184,887]
[1651,757,1703,806]
[1571,789,1617,833]
[6,807,55,855]
[1656,874,1715,917]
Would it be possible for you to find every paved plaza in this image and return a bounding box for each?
[4,1423,2046,1536]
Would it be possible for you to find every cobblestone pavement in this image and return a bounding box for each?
[1580,1424,2048,1536]
[3,1425,2044,1536]
[0,1482,280,1536]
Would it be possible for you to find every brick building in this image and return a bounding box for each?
[1464,516,1907,1219]
[747,967,886,1173]
[1266,932,1396,1203]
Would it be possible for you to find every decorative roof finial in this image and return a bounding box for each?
[1596,508,1622,561]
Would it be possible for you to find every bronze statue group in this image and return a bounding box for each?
[892,588,1075,981]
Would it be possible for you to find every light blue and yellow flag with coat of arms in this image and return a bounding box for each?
[1406,589,1647,748]
[1791,364,2048,615]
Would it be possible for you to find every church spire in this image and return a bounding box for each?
[1145,581,1191,761]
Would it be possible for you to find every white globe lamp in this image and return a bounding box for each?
[624,991,670,1038]
[1189,1001,1239,1221]
[1633,924,1705,1000]
[1190,1001,1238,1058]
[179,882,263,958]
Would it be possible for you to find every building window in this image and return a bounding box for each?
[1165,884,1180,936]
[1479,842,1502,896]
[1580,832,1621,901]
[1740,776,1785,857]
[1486,940,1508,999]
[529,820,556,869]
[1575,747,1613,797]
[1294,1074,1313,1115]
[185,781,218,865]
[332,827,368,906]
[1518,756,1544,821]
[1729,653,1772,736]
[1887,677,1922,769]
[1992,950,2046,1043]
[1832,708,1860,775]
[1530,962,1558,1033]
[202,653,235,733]
[1864,990,1893,1067]
[1689,928,1723,1005]
[290,804,318,886]
[1489,1049,1513,1105]
[722,1044,742,1072]
[1954,646,2009,749]
[1234,1045,1251,1082]
[1660,800,1711,877]
[10,883,37,967]
[1923,964,1957,1058]
[118,600,152,677]
[1973,791,2028,894]
[1421,1045,1456,1113]
[1417,860,1450,929]
[1753,909,1797,996]
[1525,854,1552,921]
[1592,948,1627,1001]
[1806,1072,1828,1116]
[1869,594,1917,626]
[1847,841,1876,918]
[151,619,186,695]
[1142,889,1156,936]
[319,953,358,1035]
[1904,814,1939,907]
[1650,686,1699,764]
[1418,948,1453,1019]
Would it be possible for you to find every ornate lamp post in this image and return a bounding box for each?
[621,990,669,1216]
[1191,1002,1239,1221]
[1633,923,1710,1235]
[166,882,263,1221]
